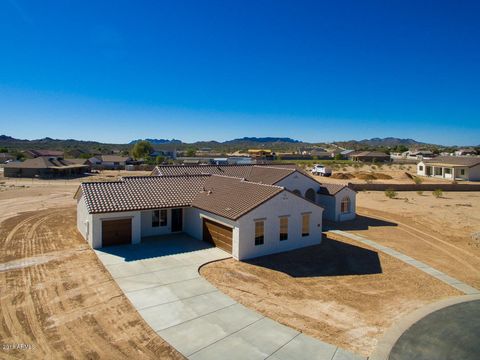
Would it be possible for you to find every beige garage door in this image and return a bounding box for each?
[102,219,132,246]
[203,219,232,253]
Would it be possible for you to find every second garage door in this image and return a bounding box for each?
[102,218,132,246]
[203,219,232,253]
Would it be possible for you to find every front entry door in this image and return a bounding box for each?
[171,208,183,232]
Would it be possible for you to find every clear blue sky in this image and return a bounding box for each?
[1,1,479,145]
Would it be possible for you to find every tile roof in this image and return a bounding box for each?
[152,164,297,185]
[192,175,283,220]
[349,151,390,157]
[100,155,131,162]
[78,174,286,218]
[317,183,347,196]
[423,156,480,167]
[4,157,89,169]
[79,175,209,214]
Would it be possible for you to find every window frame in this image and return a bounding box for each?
[341,197,351,214]
[152,209,168,227]
[301,213,310,237]
[254,220,264,246]
[279,216,288,241]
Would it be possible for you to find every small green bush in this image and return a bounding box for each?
[413,176,423,185]
[385,189,397,199]
[433,189,443,198]
[416,190,423,196]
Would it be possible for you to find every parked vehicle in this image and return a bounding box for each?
[311,164,332,177]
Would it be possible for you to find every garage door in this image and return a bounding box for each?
[203,219,232,253]
[102,219,132,246]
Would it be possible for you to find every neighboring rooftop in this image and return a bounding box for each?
[423,156,480,167]
[4,157,89,169]
[25,149,64,158]
[317,183,347,196]
[152,164,297,185]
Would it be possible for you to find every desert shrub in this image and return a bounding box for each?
[371,165,376,170]
[413,176,423,185]
[385,188,397,199]
[416,190,423,196]
[342,167,347,171]
[433,189,443,198]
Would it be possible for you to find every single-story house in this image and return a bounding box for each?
[88,155,132,169]
[417,156,480,181]
[4,157,89,178]
[454,148,478,157]
[348,151,391,162]
[24,149,64,158]
[76,174,324,260]
[151,164,356,222]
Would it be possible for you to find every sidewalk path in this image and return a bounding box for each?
[328,230,480,295]
[95,236,365,360]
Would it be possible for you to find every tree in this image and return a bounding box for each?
[0,147,8,153]
[132,141,154,159]
[155,155,165,165]
[334,153,343,160]
[186,148,196,157]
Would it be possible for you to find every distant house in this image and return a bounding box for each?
[3,157,89,178]
[348,151,390,162]
[248,149,275,160]
[0,153,15,163]
[454,148,477,156]
[417,156,480,181]
[88,155,132,169]
[24,149,64,158]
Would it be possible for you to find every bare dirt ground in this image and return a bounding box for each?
[0,183,183,359]
[201,236,459,356]
[342,191,480,289]
[310,164,472,185]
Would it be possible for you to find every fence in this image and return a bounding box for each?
[348,182,480,192]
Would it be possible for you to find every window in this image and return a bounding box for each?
[341,197,351,214]
[302,214,310,237]
[444,168,451,174]
[460,169,465,176]
[255,220,264,245]
[419,165,424,171]
[279,217,288,241]
[152,210,167,227]
[305,188,316,202]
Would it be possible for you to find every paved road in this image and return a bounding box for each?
[389,300,480,360]
[95,235,365,360]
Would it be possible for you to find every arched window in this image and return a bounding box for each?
[292,189,301,196]
[305,188,316,202]
[341,197,351,213]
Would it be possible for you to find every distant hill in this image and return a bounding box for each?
[224,137,300,144]
[334,137,428,150]
[129,138,182,145]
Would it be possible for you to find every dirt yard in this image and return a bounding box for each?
[0,183,183,359]
[310,163,471,185]
[200,235,460,356]
[343,191,480,289]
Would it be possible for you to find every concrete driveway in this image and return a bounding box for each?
[95,234,364,360]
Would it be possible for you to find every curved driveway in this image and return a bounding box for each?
[94,234,364,360]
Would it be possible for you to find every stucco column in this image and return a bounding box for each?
[452,168,455,180]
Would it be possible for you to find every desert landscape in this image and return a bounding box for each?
[0,179,183,359]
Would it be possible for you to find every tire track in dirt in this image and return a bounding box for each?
[358,207,480,264]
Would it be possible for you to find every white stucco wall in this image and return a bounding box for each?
[91,210,142,249]
[317,194,336,221]
[236,190,323,260]
[469,165,480,181]
[335,188,356,221]
[76,195,93,246]
[276,171,320,198]
[417,161,427,176]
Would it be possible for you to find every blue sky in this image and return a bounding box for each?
[0,1,479,145]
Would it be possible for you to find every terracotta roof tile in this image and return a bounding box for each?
[423,156,480,167]
[192,175,283,220]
